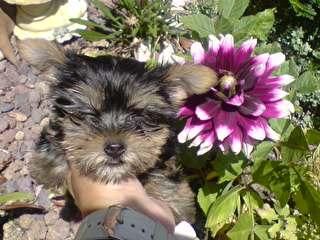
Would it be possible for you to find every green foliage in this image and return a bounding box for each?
[72,0,178,48]
[182,0,275,42]
[288,0,319,19]
[0,192,34,205]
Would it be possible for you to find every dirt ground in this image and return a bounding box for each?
[0,47,82,239]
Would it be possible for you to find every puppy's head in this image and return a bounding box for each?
[20,39,217,183]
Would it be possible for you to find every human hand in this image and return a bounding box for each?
[67,165,176,232]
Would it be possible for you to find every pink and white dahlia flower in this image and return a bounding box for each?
[178,34,294,156]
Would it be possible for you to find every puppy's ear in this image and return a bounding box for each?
[165,64,218,106]
[18,39,66,71]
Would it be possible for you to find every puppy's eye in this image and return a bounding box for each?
[56,97,74,106]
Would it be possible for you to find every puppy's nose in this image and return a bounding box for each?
[104,143,125,157]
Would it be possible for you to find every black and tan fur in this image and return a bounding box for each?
[19,39,217,222]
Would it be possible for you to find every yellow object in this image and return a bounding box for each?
[3,0,88,43]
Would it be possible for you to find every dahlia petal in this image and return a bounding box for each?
[225,92,244,106]
[178,118,192,143]
[265,124,280,141]
[217,34,234,70]
[214,111,235,141]
[190,42,205,64]
[187,120,212,141]
[227,127,243,154]
[265,53,286,74]
[189,133,205,147]
[262,100,295,119]
[219,142,230,152]
[239,95,266,117]
[178,106,194,118]
[197,143,213,155]
[208,34,220,54]
[252,88,288,102]
[244,64,266,90]
[242,136,255,157]
[195,100,220,120]
[257,74,294,87]
[238,116,266,141]
[233,38,257,71]
[251,53,270,65]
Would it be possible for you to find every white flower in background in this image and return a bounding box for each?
[158,41,185,65]
[133,39,151,62]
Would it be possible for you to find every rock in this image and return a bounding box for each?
[31,108,42,123]
[0,129,16,144]
[40,117,50,127]
[0,117,9,132]
[3,90,15,102]
[3,221,24,240]
[0,59,6,72]
[0,75,12,90]
[46,218,71,240]
[15,92,29,109]
[15,131,25,140]
[19,74,28,84]
[0,149,11,171]
[29,90,41,105]
[37,188,51,209]
[0,102,14,113]
[8,111,28,122]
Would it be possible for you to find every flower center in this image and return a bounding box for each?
[216,74,237,100]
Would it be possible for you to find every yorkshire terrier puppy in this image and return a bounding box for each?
[19,39,217,222]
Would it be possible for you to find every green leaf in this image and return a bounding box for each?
[306,129,320,145]
[292,71,320,93]
[256,204,278,223]
[0,192,34,205]
[269,119,294,141]
[227,213,254,240]
[253,161,291,206]
[218,0,250,19]
[77,30,115,41]
[255,42,282,55]
[206,186,243,236]
[268,222,282,238]
[197,183,223,214]
[181,14,215,38]
[281,126,309,163]
[289,0,317,19]
[252,141,274,172]
[243,190,263,210]
[212,152,247,183]
[293,170,320,225]
[214,16,234,35]
[92,0,120,24]
[254,225,271,240]
[70,18,101,29]
[233,8,275,41]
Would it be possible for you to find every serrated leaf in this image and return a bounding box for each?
[293,170,320,225]
[197,183,223,214]
[269,119,294,141]
[213,152,247,183]
[227,212,254,240]
[218,0,250,19]
[181,14,215,38]
[281,126,309,163]
[306,129,320,145]
[206,186,243,236]
[289,0,317,19]
[253,161,291,206]
[252,141,274,172]
[254,225,271,240]
[243,190,263,210]
[233,9,275,41]
[214,16,234,35]
[292,71,320,93]
[255,42,282,55]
